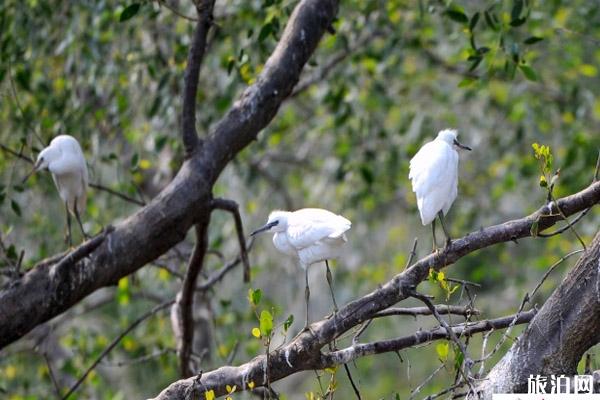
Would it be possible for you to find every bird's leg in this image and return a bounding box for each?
[74,200,89,240]
[431,218,438,253]
[304,266,311,331]
[325,260,339,313]
[438,211,452,248]
[65,201,72,248]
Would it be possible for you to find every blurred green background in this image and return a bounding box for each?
[1,0,599,398]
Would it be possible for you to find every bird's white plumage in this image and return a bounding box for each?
[409,130,460,225]
[37,135,88,213]
[265,208,351,268]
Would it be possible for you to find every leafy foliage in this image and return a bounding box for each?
[0,0,599,398]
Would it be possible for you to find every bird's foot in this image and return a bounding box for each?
[444,237,452,250]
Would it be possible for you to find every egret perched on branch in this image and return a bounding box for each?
[251,208,351,330]
[23,135,89,247]
[409,129,471,252]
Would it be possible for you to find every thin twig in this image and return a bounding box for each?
[405,237,418,270]
[211,198,251,282]
[409,363,445,400]
[530,249,585,299]
[7,60,45,147]
[43,352,62,399]
[197,237,255,290]
[409,290,476,396]
[373,305,479,319]
[89,183,146,206]
[61,300,173,400]
[156,0,198,21]
[102,348,176,367]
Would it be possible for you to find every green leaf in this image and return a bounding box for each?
[469,12,480,31]
[524,36,544,45]
[530,218,539,237]
[454,346,465,371]
[283,314,294,331]
[130,153,139,169]
[484,11,498,31]
[436,342,449,360]
[248,288,262,306]
[519,64,538,81]
[444,9,469,24]
[258,22,273,42]
[259,310,273,337]
[10,200,21,217]
[120,3,141,22]
[511,0,524,22]
[510,17,527,27]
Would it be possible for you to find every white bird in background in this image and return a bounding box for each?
[23,135,89,247]
[409,129,471,252]
[251,208,351,330]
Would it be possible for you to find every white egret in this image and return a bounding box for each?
[251,208,351,329]
[408,129,471,251]
[23,135,89,246]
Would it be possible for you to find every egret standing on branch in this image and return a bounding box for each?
[251,208,351,330]
[23,135,89,247]
[409,129,471,252]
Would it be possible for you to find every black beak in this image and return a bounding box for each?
[453,138,472,151]
[250,221,277,236]
[22,160,41,184]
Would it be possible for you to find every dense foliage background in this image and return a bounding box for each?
[1,0,599,398]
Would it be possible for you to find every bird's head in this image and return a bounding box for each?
[250,210,289,236]
[437,129,472,151]
[22,145,58,183]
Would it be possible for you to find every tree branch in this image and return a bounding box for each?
[0,0,340,351]
[476,231,600,397]
[150,181,599,398]
[62,300,173,400]
[177,223,210,378]
[181,0,215,157]
[372,305,479,319]
[211,198,251,282]
[151,310,535,399]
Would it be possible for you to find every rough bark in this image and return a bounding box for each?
[151,182,600,399]
[475,230,600,398]
[0,0,340,350]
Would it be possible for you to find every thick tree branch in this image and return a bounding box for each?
[181,0,215,157]
[152,310,536,399]
[0,0,340,351]
[476,231,600,397]
[151,181,599,399]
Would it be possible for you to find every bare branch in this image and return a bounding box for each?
[320,311,536,368]
[211,198,251,282]
[0,0,341,352]
[177,223,210,378]
[62,300,173,400]
[197,237,255,291]
[89,183,146,206]
[181,0,215,156]
[373,305,479,319]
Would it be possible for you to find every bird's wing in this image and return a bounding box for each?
[409,140,454,197]
[409,140,458,224]
[286,209,351,249]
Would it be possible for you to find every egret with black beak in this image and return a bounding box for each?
[23,135,88,247]
[251,208,351,330]
[409,129,471,252]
